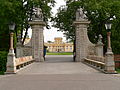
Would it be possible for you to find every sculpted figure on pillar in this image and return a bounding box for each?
[97,34,103,44]
[76,8,87,21]
[32,7,43,21]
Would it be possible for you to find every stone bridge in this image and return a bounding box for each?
[1,55,120,90]
[2,7,119,90]
[6,8,116,74]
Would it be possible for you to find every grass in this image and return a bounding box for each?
[0,71,4,75]
[46,52,73,55]
[116,68,120,73]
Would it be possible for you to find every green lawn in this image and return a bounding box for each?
[46,52,73,55]
[116,68,120,73]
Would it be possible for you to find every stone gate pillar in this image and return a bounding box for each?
[29,21,45,62]
[73,8,90,62]
[74,21,90,62]
[29,7,45,62]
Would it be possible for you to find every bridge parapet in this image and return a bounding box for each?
[84,55,116,74]
[84,58,105,71]
[6,56,34,74]
[16,56,34,70]
[84,55,105,70]
[87,55,105,63]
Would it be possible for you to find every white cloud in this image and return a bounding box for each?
[28,0,66,42]
[44,0,66,42]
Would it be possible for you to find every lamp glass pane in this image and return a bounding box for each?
[105,23,112,30]
[9,23,15,30]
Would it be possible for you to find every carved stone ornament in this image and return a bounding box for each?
[76,8,87,21]
[32,7,43,21]
[97,34,103,45]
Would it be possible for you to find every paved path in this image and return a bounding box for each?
[18,55,100,75]
[0,55,120,90]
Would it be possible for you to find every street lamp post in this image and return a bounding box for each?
[8,23,15,54]
[105,22,113,53]
[6,22,16,74]
[104,22,116,73]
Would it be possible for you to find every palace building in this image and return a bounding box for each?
[44,37,74,52]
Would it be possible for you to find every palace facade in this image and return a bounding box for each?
[44,37,74,52]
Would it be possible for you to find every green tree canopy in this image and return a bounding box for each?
[53,0,120,54]
[0,0,55,50]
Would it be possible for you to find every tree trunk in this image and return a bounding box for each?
[22,25,29,45]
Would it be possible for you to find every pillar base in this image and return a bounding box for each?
[105,51,116,74]
[104,70,117,74]
[75,58,82,62]
[35,57,44,62]
[6,51,16,74]
[5,71,17,74]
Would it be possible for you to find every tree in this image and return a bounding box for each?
[22,0,56,44]
[47,41,52,43]
[0,0,55,51]
[53,0,120,54]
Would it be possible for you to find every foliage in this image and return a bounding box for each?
[116,68,120,73]
[0,0,55,74]
[0,0,55,50]
[0,51,8,74]
[52,1,81,41]
[47,41,53,43]
[53,0,120,54]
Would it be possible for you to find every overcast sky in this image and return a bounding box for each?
[28,0,66,42]
[44,0,66,42]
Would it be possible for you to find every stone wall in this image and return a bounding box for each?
[16,40,32,58]
[74,21,99,61]
[22,46,32,56]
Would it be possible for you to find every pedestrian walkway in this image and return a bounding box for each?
[18,55,100,75]
[0,55,120,90]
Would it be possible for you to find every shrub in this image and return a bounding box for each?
[0,51,7,74]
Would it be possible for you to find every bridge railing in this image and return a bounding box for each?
[84,55,105,71]
[84,55,116,74]
[15,56,34,70]
[6,55,34,74]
